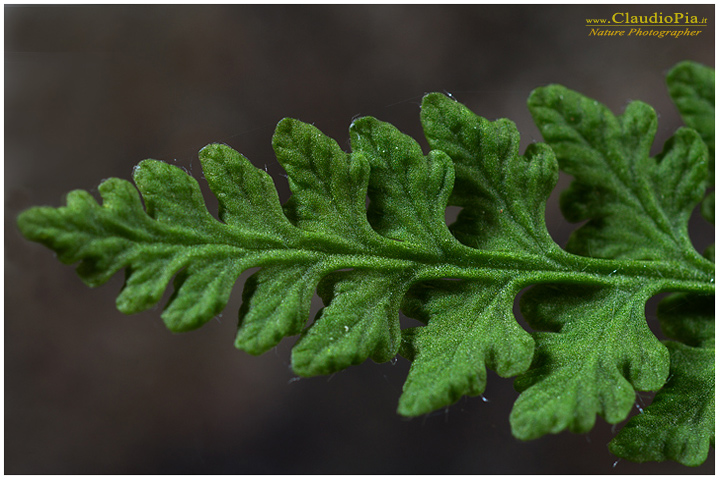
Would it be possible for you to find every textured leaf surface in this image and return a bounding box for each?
[528,85,708,263]
[292,269,412,376]
[17,115,469,379]
[609,293,714,466]
[393,93,568,414]
[18,157,267,332]
[234,263,327,355]
[510,283,668,439]
[17,83,714,466]
[667,61,715,181]
[517,84,713,445]
[397,278,534,416]
[273,119,374,245]
[350,116,456,250]
[420,93,559,255]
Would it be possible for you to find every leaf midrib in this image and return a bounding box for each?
[109,221,713,297]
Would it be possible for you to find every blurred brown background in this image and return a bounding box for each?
[6,5,714,474]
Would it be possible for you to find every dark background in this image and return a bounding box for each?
[6,4,714,474]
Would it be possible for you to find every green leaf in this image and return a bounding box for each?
[349,116,456,250]
[397,278,534,416]
[609,293,714,466]
[272,118,376,247]
[17,114,467,377]
[667,61,715,183]
[234,263,327,355]
[17,159,263,332]
[521,85,712,447]
[658,292,714,348]
[199,143,294,239]
[391,93,566,414]
[528,85,708,263]
[16,81,715,467]
[510,283,668,440]
[420,93,559,255]
[292,269,413,376]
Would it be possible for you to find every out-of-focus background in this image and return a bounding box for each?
[6,5,714,474]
